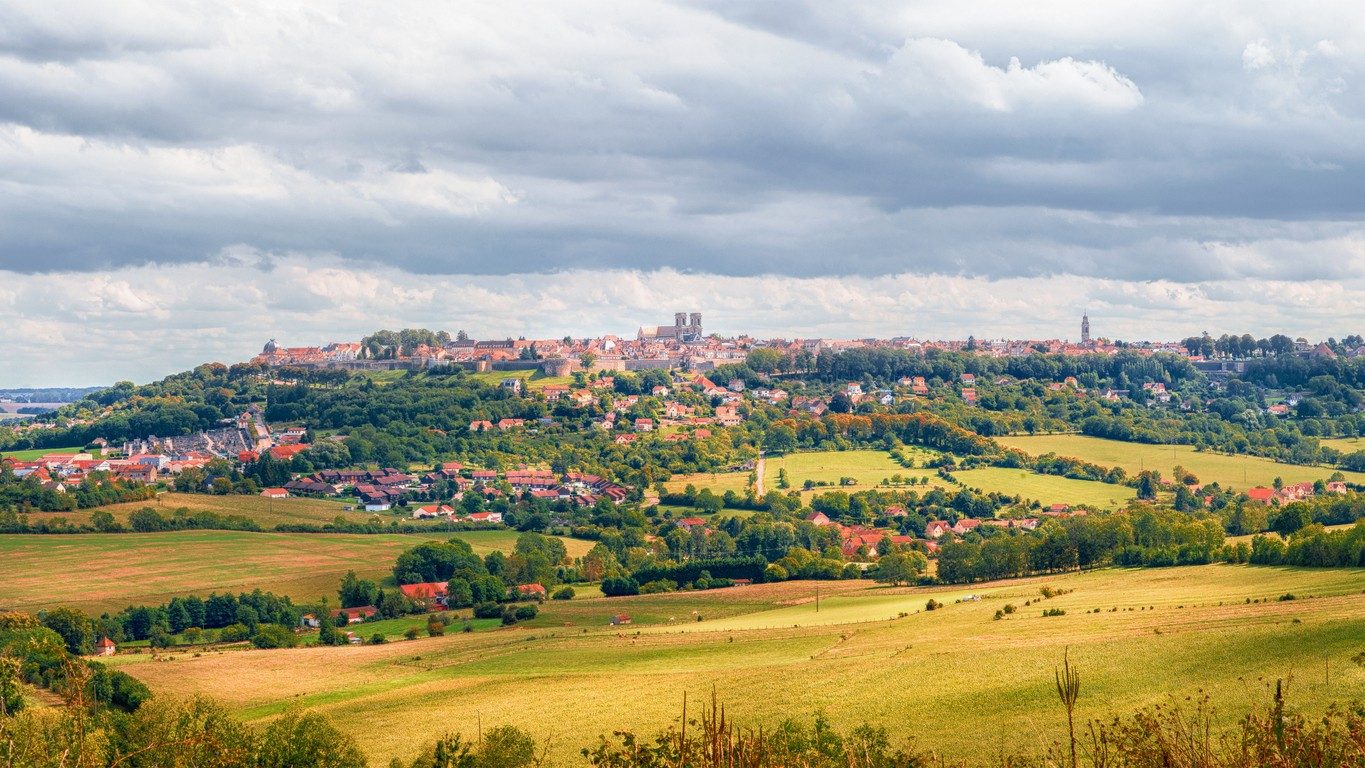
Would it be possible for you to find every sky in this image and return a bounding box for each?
[1,0,1364,386]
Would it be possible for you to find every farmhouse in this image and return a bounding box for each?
[332,606,378,624]
[94,637,116,657]
[260,488,289,499]
[398,582,448,609]
[925,520,952,539]
[516,583,548,600]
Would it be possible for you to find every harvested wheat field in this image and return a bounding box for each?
[110,564,1365,766]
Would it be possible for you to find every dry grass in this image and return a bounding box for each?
[111,565,1365,767]
[997,434,1365,490]
[0,529,591,613]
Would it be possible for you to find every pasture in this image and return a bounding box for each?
[0,529,591,613]
[997,434,1365,489]
[111,565,1365,767]
[1321,436,1364,454]
[465,369,574,391]
[953,467,1136,508]
[58,492,381,530]
[667,449,951,504]
[0,445,84,461]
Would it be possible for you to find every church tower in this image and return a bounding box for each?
[1081,313,1091,345]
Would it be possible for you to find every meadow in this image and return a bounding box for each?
[109,564,1365,767]
[953,467,1136,509]
[998,434,1365,489]
[0,529,592,613]
[0,445,84,461]
[1321,436,1365,454]
[667,449,951,503]
[47,491,384,530]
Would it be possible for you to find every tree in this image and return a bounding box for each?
[745,348,782,374]
[255,709,367,768]
[338,571,379,608]
[763,424,797,455]
[40,607,94,655]
[873,551,927,586]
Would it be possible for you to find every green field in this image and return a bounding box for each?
[998,434,1365,490]
[109,565,1365,766]
[0,529,592,613]
[954,467,1137,508]
[668,449,951,503]
[1321,436,1365,455]
[465,369,574,391]
[0,445,84,461]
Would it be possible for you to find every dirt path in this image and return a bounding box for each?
[754,455,766,496]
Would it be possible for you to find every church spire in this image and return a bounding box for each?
[1081,312,1091,345]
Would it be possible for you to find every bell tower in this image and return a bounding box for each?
[1081,313,1091,345]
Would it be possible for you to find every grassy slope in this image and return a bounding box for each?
[953,467,1137,509]
[0,446,84,461]
[998,434,1365,489]
[667,449,952,503]
[0,530,592,613]
[1320,436,1365,454]
[111,566,1365,767]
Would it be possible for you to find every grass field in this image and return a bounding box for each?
[667,449,951,504]
[0,445,84,461]
[1321,436,1365,455]
[67,492,381,529]
[0,529,593,613]
[998,434,1365,490]
[954,467,1137,508]
[465,369,574,391]
[108,565,1365,767]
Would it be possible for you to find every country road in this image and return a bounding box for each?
[754,455,765,496]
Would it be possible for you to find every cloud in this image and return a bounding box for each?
[2,252,1362,387]
[876,38,1143,114]
[0,0,1364,383]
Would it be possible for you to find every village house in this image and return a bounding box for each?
[332,606,378,624]
[94,637,116,657]
[924,520,952,539]
[398,582,448,609]
[516,583,548,600]
[411,503,456,519]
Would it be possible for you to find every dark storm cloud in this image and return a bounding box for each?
[0,0,1363,282]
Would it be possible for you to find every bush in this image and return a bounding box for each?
[218,623,251,643]
[426,618,445,637]
[473,602,503,619]
[501,607,519,626]
[638,579,678,595]
[1042,608,1066,617]
[251,625,297,649]
[552,586,575,601]
[1278,593,1296,601]
[600,576,640,597]
[514,605,538,620]
[369,633,386,645]
[403,627,420,640]
[925,599,942,611]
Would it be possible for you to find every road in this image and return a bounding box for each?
[754,455,765,496]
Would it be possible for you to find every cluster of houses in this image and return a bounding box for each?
[6,450,207,490]
[1246,481,1347,505]
[276,462,629,513]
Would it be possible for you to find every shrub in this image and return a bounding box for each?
[219,623,251,643]
[403,627,420,640]
[251,625,297,649]
[925,599,942,611]
[552,586,575,600]
[501,607,518,626]
[1278,593,1296,601]
[514,605,538,620]
[369,633,386,645]
[473,602,503,619]
[1042,608,1066,617]
[426,618,444,637]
